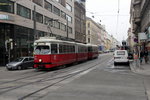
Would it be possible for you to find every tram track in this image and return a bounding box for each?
[0,56,98,88]
[0,71,46,85]
[0,55,112,99]
[18,55,112,100]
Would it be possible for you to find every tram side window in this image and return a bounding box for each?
[51,44,58,54]
[59,44,75,54]
[88,47,92,52]
[59,44,66,54]
[59,44,63,54]
[72,46,75,53]
[78,46,83,53]
[70,45,75,53]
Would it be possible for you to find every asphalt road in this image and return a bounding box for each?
[0,53,148,100]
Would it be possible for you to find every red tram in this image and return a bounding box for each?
[34,37,98,69]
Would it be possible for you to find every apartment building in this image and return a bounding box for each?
[74,0,86,43]
[130,0,150,51]
[0,0,74,65]
[86,17,99,45]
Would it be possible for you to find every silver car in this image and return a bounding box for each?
[6,57,34,70]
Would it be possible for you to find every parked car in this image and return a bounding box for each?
[103,50,110,53]
[114,50,129,65]
[6,57,34,70]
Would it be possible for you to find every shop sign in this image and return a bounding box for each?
[138,32,147,41]
[147,27,150,41]
[0,14,14,21]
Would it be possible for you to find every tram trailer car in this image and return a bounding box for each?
[76,43,88,62]
[34,37,98,69]
[87,44,99,59]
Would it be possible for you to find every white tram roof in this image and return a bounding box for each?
[86,43,98,47]
[34,37,75,44]
[76,42,87,46]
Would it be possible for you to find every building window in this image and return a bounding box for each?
[60,0,66,7]
[61,23,66,31]
[44,16,53,26]
[88,30,90,35]
[0,0,14,13]
[17,4,31,19]
[88,23,90,28]
[66,15,72,23]
[55,0,60,2]
[68,27,72,33]
[33,0,43,7]
[33,11,43,23]
[53,21,60,29]
[44,0,52,12]
[61,11,66,19]
[66,3,72,12]
[88,38,90,43]
[53,6,60,16]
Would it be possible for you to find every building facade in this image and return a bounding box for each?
[0,0,74,65]
[85,17,118,51]
[74,0,86,43]
[86,17,99,45]
[130,0,150,52]
[127,28,136,51]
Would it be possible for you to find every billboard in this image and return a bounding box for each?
[138,32,147,41]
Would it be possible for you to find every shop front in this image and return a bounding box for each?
[0,23,34,66]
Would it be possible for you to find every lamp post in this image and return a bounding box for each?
[33,5,37,40]
[66,17,69,40]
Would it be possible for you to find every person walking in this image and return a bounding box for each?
[133,51,140,68]
[144,49,149,63]
[140,50,144,64]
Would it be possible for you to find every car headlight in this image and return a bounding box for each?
[39,59,42,62]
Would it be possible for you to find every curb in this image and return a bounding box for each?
[0,66,5,70]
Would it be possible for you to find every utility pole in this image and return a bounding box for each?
[47,19,59,37]
[33,5,37,40]
[66,17,69,40]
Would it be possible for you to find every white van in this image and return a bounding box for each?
[114,50,129,65]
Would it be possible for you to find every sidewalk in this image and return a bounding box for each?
[130,60,150,100]
[0,66,5,70]
[130,60,150,76]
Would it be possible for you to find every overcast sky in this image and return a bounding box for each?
[86,0,131,42]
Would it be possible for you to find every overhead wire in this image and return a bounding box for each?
[116,0,120,35]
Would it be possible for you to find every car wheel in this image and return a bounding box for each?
[127,62,130,66]
[18,66,22,70]
[6,68,11,71]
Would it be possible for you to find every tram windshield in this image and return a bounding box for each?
[34,45,50,54]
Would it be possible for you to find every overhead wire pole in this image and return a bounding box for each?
[116,0,120,35]
[33,5,37,40]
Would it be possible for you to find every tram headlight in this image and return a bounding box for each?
[39,59,42,62]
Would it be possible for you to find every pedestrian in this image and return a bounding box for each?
[140,50,144,64]
[133,52,140,68]
[144,49,149,63]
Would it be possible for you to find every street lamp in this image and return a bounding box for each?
[33,5,37,40]
[66,17,69,40]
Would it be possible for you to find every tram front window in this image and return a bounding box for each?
[34,45,50,54]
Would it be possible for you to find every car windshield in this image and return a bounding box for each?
[117,51,125,55]
[13,58,24,62]
[34,45,50,54]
